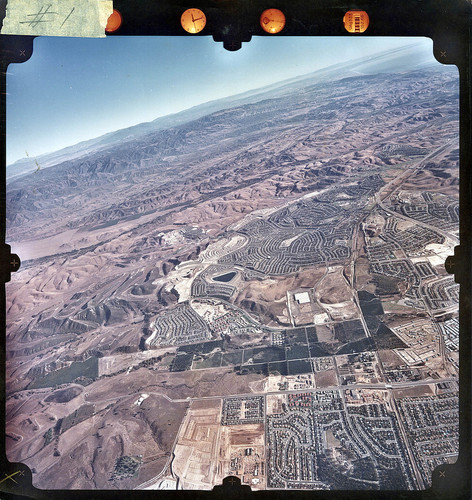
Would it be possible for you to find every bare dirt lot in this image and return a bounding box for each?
[215,423,265,489]
[172,400,222,489]
[393,384,435,398]
[233,266,326,326]
[315,266,359,321]
[314,324,336,343]
[228,423,264,446]
[317,267,352,304]
[314,370,338,388]
[377,349,406,369]
[288,288,324,326]
[354,254,377,294]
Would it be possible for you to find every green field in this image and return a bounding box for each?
[221,351,243,366]
[194,352,222,369]
[28,356,99,389]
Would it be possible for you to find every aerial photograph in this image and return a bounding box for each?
[5,36,459,491]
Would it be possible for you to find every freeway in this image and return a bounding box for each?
[127,138,458,491]
[377,199,459,245]
[374,140,459,245]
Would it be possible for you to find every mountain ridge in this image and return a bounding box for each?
[7,42,441,181]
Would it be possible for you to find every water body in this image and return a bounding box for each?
[212,271,237,283]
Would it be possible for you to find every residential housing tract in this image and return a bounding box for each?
[5,47,459,491]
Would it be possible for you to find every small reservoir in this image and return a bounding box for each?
[212,271,237,283]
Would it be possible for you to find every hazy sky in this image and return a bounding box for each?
[6,36,434,165]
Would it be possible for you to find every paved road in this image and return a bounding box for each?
[139,377,457,405]
[375,140,459,245]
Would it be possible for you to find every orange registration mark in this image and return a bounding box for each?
[343,10,369,33]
